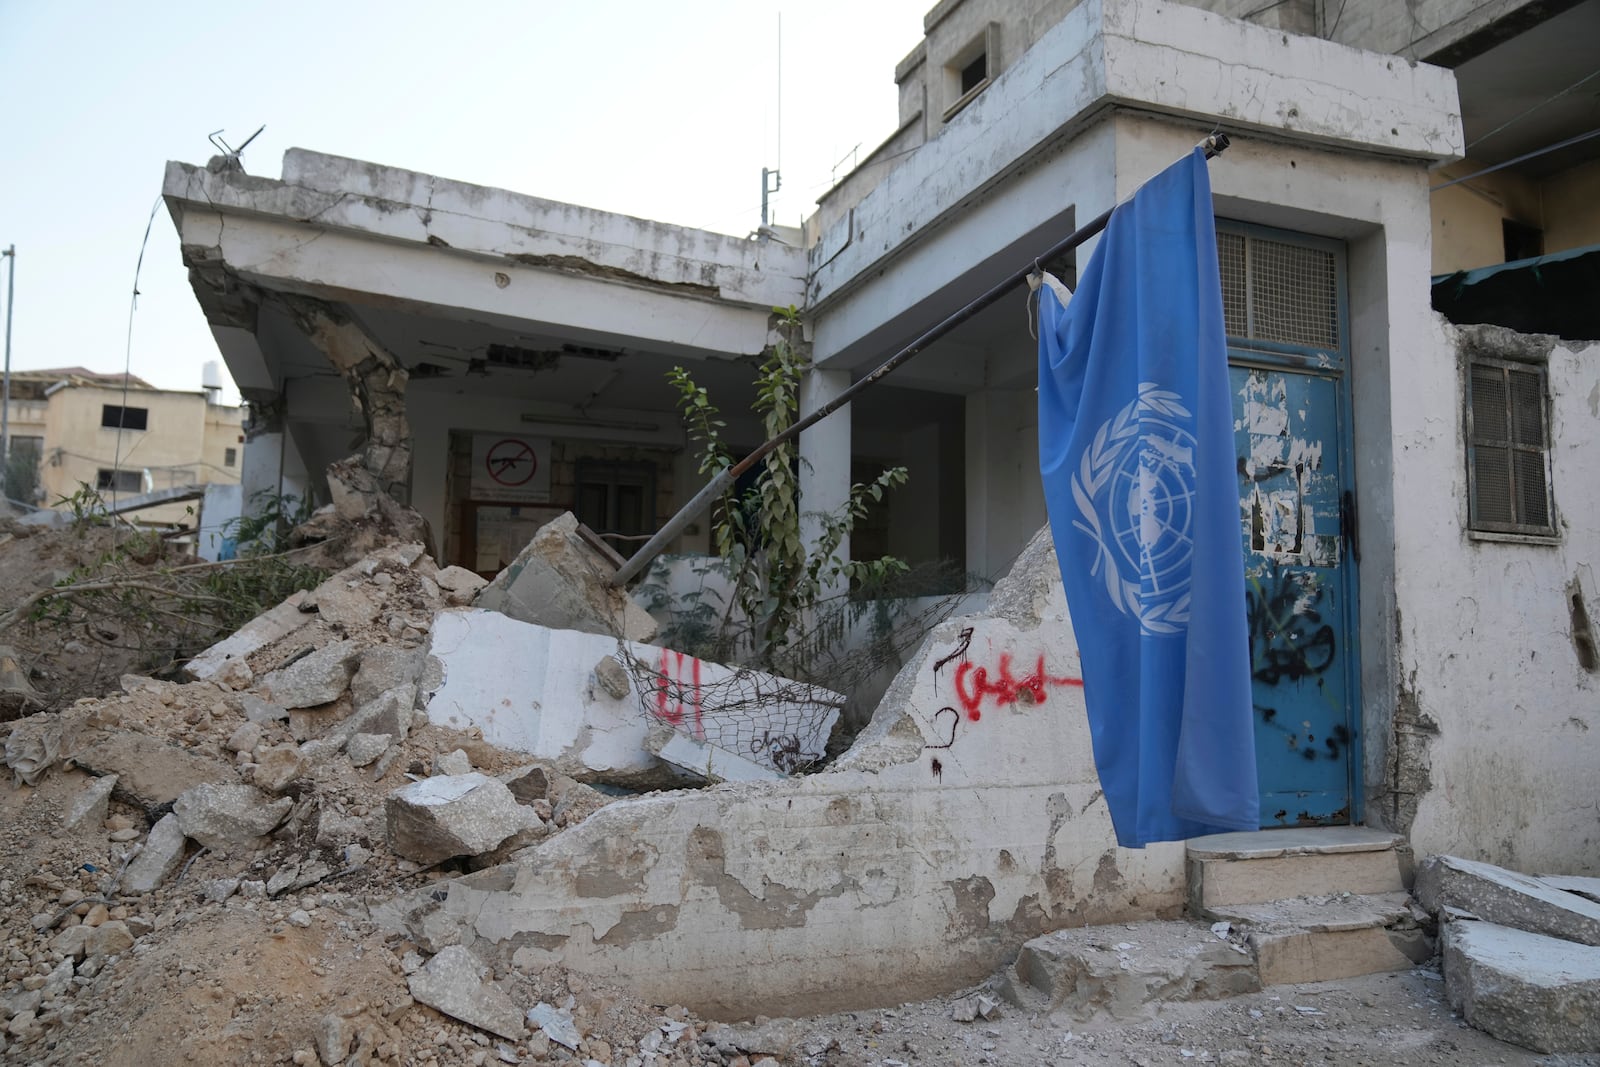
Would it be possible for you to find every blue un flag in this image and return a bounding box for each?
[1036,147,1258,847]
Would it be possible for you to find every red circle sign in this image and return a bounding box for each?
[485,439,538,486]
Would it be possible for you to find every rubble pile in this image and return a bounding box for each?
[0,539,750,1065]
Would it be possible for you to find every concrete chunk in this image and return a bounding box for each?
[73,731,232,816]
[385,773,537,865]
[123,813,187,893]
[1003,920,1259,1022]
[351,645,425,708]
[1417,855,1600,947]
[260,639,361,709]
[173,783,294,851]
[185,590,312,685]
[472,512,657,642]
[406,945,525,1041]
[64,774,118,831]
[1443,920,1600,1053]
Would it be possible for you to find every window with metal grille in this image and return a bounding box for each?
[96,468,142,494]
[1466,355,1554,536]
[1216,230,1340,352]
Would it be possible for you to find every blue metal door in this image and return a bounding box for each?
[1219,225,1359,827]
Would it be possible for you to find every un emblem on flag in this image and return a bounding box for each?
[1071,383,1195,636]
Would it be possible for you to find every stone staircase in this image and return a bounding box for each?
[1003,826,1433,1021]
[1187,827,1431,986]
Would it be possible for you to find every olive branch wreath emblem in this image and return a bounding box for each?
[1070,382,1194,637]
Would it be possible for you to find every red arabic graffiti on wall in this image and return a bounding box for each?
[951,653,1083,721]
[653,649,705,739]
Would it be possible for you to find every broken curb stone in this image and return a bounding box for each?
[1418,854,1600,947]
[407,945,525,1041]
[1444,919,1600,1053]
[173,782,294,851]
[122,813,188,893]
[385,772,537,864]
[259,639,361,709]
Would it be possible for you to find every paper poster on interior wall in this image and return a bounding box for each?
[470,434,552,503]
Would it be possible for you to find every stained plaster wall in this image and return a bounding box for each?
[1399,322,1600,875]
[379,529,1186,1019]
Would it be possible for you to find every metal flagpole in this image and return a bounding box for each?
[610,133,1233,586]
[1,245,14,501]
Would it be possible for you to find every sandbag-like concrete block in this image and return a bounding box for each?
[1443,920,1600,1053]
[1418,855,1600,947]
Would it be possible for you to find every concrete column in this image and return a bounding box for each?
[798,367,852,574]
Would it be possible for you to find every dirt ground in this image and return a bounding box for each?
[0,527,1593,1066]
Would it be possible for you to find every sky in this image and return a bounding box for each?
[0,0,931,404]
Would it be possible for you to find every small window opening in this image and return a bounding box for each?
[224,447,238,468]
[96,468,142,494]
[1466,354,1554,537]
[1502,219,1544,263]
[102,405,148,431]
[960,53,987,95]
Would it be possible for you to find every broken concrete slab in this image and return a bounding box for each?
[239,693,289,725]
[472,512,657,642]
[64,774,118,832]
[406,945,525,1041]
[1416,854,1600,947]
[372,527,1185,1020]
[498,765,551,805]
[72,730,232,815]
[184,590,312,687]
[646,724,784,784]
[385,773,538,865]
[173,783,294,851]
[1443,919,1600,1053]
[123,813,188,894]
[301,572,382,630]
[1540,874,1600,906]
[258,639,361,709]
[1002,919,1259,1022]
[422,609,841,784]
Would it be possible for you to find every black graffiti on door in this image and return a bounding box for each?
[1246,566,1336,685]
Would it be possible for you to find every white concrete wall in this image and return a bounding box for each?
[379,529,1184,1019]
[1400,323,1600,875]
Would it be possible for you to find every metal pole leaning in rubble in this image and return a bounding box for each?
[609,133,1233,587]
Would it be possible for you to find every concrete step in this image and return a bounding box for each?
[1186,827,1407,912]
[1207,891,1433,986]
[999,919,1260,1024]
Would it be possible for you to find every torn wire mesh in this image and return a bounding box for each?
[611,639,846,774]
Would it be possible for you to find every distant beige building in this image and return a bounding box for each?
[3,366,244,523]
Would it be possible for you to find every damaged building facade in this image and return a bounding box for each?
[160,0,1599,1019]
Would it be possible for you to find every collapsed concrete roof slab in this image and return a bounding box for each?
[161,148,809,385]
[373,528,1188,1019]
